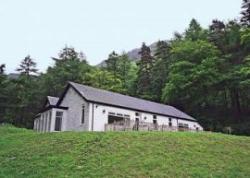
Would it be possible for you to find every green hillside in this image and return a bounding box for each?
[1,125,250,178]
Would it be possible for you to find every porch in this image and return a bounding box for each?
[104,120,198,132]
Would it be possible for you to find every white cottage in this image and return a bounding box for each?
[34,82,203,132]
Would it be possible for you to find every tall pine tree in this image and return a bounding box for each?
[52,46,87,63]
[185,19,207,41]
[0,64,5,75]
[136,43,154,99]
[16,55,38,76]
[105,51,119,80]
[117,53,131,90]
[209,20,226,53]
[241,0,250,27]
[151,41,171,101]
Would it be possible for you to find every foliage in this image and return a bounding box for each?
[241,0,250,27]
[86,68,124,93]
[136,42,155,99]
[150,40,171,101]
[41,47,91,97]
[241,27,250,48]
[103,52,136,93]
[0,64,5,74]
[16,55,38,76]
[185,19,208,41]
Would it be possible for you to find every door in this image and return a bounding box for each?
[135,118,139,131]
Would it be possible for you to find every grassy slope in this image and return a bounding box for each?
[0,126,250,178]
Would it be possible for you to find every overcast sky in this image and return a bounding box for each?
[0,0,242,73]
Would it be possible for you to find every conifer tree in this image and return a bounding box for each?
[105,51,119,80]
[209,19,226,53]
[52,46,87,62]
[16,55,38,76]
[0,64,5,75]
[136,43,154,98]
[241,0,250,27]
[151,41,171,101]
[185,19,206,41]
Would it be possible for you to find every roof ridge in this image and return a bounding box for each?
[68,81,195,121]
[69,81,173,108]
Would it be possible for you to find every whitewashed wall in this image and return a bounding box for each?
[59,87,90,131]
[34,109,52,132]
[90,103,203,131]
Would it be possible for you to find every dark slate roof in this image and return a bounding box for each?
[68,82,196,121]
[47,96,59,106]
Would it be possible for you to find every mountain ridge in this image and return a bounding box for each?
[97,42,158,67]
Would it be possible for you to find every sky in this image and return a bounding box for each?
[0,0,243,73]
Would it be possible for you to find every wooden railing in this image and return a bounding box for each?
[104,121,198,132]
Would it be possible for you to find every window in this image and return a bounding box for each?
[81,106,85,124]
[135,118,139,131]
[41,115,44,132]
[124,114,130,118]
[169,118,172,127]
[38,119,41,132]
[108,115,124,124]
[153,118,158,130]
[44,113,48,132]
[153,115,157,119]
[178,123,189,130]
[108,112,115,116]
[135,112,140,116]
[48,111,52,132]
[55,111,63,131]
[117,113,123,116]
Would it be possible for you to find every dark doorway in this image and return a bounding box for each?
[55,111,63,131]
[135,118,139,131]
[55,117,62,131]
[153,118,158,130]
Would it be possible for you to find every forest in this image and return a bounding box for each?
[0,0,250,135]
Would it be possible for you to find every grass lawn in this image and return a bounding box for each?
[1,125,250,178]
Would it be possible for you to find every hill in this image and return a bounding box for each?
[1,125,250,178]
[97,42,157,67]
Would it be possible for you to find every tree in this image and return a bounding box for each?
[151,40,171,101]
[103,52,136,93]
[105,51,119,80]
[0,64,5,74]
[86,68,123,92]
[241,0,250,27]
[0,64,7,123]
[209,20,226,53]
[185,19,207,41]
[241,28,250,49]
[16,55,38,76]
[136,43,155,99]
[53,46,87,62]
[39,46,91,98]
[162,40,222,129]
[117,53,134,91]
